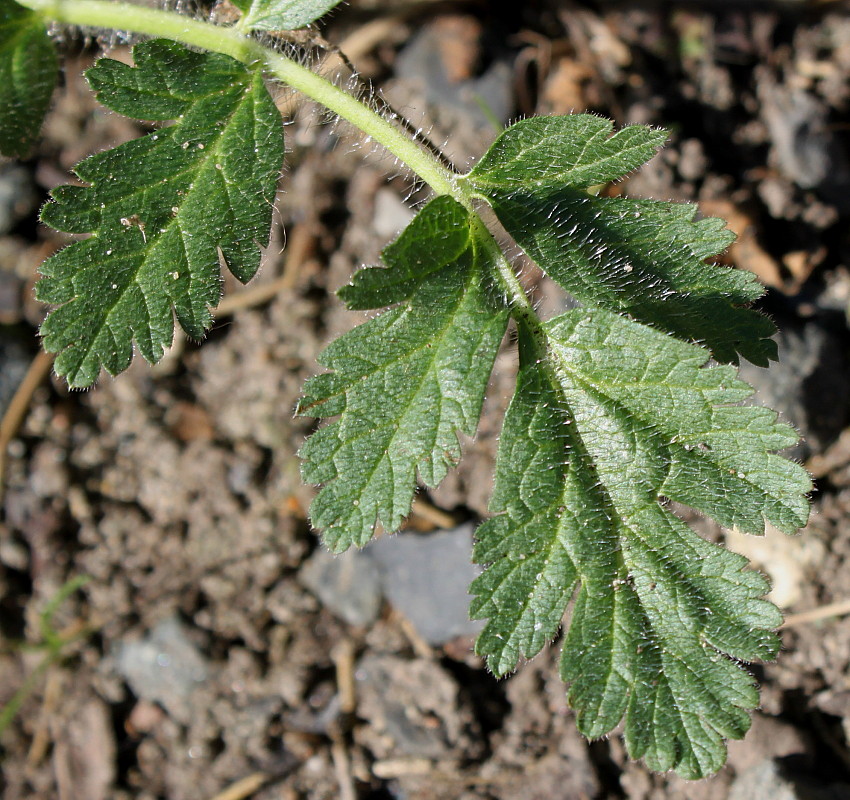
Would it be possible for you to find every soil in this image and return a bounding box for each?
[3,1,850,798]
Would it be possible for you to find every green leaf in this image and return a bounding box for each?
[297,195,509,552]
[237,0,344,31]
[468,115,668,189]
[36,40,283,388]
[547,308,809,535]
[463,115,776,366]
[471,310,810,778]
[0,0,57,157]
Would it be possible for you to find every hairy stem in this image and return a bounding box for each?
[17,0,457,195]
[20,0,553,344]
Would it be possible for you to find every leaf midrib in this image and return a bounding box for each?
[550,346,800,516]
[66,80,253,382]
[307,285,482,415]
[339,289,487,446]
[468,126,652,188]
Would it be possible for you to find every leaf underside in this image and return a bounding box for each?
[0,0,57,158]
[37,39,283,387]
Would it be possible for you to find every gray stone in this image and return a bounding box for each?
[759,70,850,204]
[0,329,32,417]
[355,654,466,759]
[298,546,382,627]
[300,525,487,644]
[113,616,209,723]
[369,524,483,645]
[372,188,414,240]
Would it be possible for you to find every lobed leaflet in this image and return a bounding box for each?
[0,0,810,779]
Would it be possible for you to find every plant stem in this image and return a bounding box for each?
[20,0,554,339]
[17,0,458,196]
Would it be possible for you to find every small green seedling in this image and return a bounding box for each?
[0,575,92,737]
[0,0,810,778]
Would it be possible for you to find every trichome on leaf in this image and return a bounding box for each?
[36,39,283,387]
[297,195,509,552]
[0,0,812,780]
[298,116,811,778]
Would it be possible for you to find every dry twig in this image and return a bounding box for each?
[207,772,269,800]
[0,349,54,498]
[782,598,850,628]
